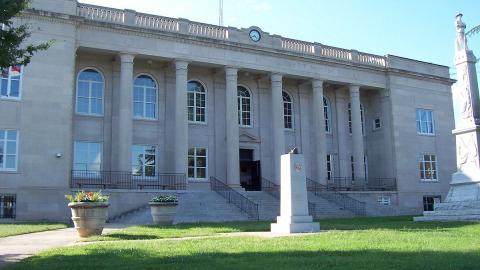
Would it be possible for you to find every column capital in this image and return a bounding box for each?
[119,52,135,63]
[174,59,189,71]
[312,79,324,89]
[225,66,238,77]
[348,84,361,93]
[271,73,283,83]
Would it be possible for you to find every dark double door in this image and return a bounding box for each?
[239,149,261,191]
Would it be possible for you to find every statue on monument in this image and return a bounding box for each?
[455,14,468,52]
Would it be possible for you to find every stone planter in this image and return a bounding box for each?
[68,202,109,237]
[149,202,178,224]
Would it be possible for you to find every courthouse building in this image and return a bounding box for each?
[0,0,456,221]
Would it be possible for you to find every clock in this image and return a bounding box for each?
[249,29,261,42]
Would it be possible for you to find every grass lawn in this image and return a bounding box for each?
[6,216,480,270]
[0,223,68,238]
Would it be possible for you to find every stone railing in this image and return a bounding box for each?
[357,52,386,67]
[281,38,315,54]
[135,13,179,32]
[76,3,387,68]
[188,22,229,40]
[77,4,125,24]
[319,45,352,61]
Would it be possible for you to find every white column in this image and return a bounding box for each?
[174,60,189,174]
[312,79,328,185]
[117,53,135,172]
[349,85,365,180]
[271,73,285,184]
[225,67,240,187]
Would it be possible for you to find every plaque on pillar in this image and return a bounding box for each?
[271,150,320,233]
[415,14,480,222]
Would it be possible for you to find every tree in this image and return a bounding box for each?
[0,0,52,69]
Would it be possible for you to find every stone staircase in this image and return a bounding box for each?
[243,191,279,221]
[308,192,356,218]
[174,191,250,223]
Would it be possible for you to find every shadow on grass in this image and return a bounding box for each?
[7,249,480,270]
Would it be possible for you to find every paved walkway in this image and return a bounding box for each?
[0,226,122,269]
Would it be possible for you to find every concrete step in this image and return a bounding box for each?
[175,191,251,223]
[243,191,279,221]
[308,192,356,218]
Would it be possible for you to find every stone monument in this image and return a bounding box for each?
[415,14,480,221]
[271,150,320,233]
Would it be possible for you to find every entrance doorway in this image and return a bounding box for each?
[239,149,261,191]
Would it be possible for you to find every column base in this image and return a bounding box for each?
[271,215,320,234]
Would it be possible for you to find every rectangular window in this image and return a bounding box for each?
[1,66,22,99]
[423,195,441,211]
[373,117,381,130]
[132,145,156,177]
[326,154,333,180]
[73,142,102,171]
[188,147,207,180]
[0,129,18,171]
[419,154,438,181]
[416,109,434,135]
[377,195,391,205]
[0,194,16,219]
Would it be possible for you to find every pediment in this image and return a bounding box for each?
[239,131,260,143]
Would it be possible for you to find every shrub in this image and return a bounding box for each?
[150,195,178,203]
[65,191,109,203]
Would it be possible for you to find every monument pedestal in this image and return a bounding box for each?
[415,17,480,221]
[271,153,320,233]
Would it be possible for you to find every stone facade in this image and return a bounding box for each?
[0,0,455,222]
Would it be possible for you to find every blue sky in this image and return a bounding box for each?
[81,0,480,77]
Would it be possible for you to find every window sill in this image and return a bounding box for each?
[188,178,209,182]
[239,125,253,129]
[188,121,208,126]
[0,170,20,174]
[134,117,158,122]
[75,113,104,118]
[420,180,439,183]
[0,96,21,102]
[417,132,436,137]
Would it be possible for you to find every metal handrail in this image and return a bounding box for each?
[261,177,280,199]
[307,178,366,216]
[262,177,317,217]
[70,170,186,190]
[210,177,259,220]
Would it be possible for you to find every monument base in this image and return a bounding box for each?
[271,215,320,234]
[414,200,480,221]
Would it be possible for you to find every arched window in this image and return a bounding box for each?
[1,65,22,99]
[187,80,206,123]
[76,69,104,115]
[323,97,331,133]
[283,91,293,129]
[133,75,157,119]
[348,103,364,135]
[237,86,251,127]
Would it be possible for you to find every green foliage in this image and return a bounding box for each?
[8,217,480,270]
[65,191,109,203]
[0,0,52,69]
[150,195,178,203]
[0,223,67,237]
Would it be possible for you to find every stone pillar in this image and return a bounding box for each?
[349,85,365,181]
[225,67,241,187]
[312,79,328,185]
[335,91,349,186]
[117,53,135,172]
[271,73,285,184]
[174,60,189,174]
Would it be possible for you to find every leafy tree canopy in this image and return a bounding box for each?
[0,0,52,69]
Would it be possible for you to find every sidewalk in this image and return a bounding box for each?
[0,226,121,269]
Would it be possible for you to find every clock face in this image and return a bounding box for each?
[249,29,261,42]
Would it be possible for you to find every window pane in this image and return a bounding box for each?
[78,82,89,97]
[1,79,7,96]
[91,83,103,98]
[6,142,16,154]
[134,87,144,101]
[188,157,194,167]
[197,168,206,178]
[5,155,15,169]
[6,131,16,140]
[146,103,155,118]
[145,154,155,166]
[188,148,195,156]
[188,168,195,178]
[197,156,206,167]
[146,88,156,103]
[134,102,143,117]
[145,166,155,176]
[91,99,102,114]
[77,97,89,113]
[196,148,206,156]
[9,80,19,97]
